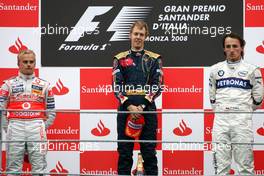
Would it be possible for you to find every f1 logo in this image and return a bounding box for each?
[65,6,113,42]
[65,6,152,42]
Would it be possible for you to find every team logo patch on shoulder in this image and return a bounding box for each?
[218,70,224,77]
[238,71,248,77]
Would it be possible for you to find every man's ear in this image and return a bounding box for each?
[241,47,244,57]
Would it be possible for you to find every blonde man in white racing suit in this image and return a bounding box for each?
[0,49,56,175]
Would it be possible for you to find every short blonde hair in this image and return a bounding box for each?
[17,49,36,65]
[130,20,149,37]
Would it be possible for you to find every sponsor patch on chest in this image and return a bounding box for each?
[11,84,24,93]
[238,71,248,77]
[32,84,43,94]
[216,77,252,89]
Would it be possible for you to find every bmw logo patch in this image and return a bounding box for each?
[218,70,224,77]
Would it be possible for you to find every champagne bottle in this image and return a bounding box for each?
[135,153,144,175]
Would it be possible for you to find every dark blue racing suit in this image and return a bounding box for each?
[112,49,163,175]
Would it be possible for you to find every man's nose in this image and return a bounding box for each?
[230,47,235,52]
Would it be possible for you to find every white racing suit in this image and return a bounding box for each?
[209,60,263,175]
[0,72,56,175]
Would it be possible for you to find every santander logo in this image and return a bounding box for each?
[50,161,69,175]
[257,123,264,136]
[91,120,110,136]
[52,79,69,95]
[256,41,264,54]
[9,37,28,54]
[173,119,192,136]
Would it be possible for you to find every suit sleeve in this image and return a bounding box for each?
[45,84,56,129]
[209,69,217,110]
[251,68,263,110]
[112,57,129,105]
[144,56,164,104]
[0,82,10,131]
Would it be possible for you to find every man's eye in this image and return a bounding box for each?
[23,61,34,64]
[225,45,239,48]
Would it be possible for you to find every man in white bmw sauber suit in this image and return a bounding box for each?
[209,33,263,175]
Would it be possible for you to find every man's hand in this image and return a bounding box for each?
[127,105,144,120]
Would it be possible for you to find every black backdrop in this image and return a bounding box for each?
[41,0,243,67]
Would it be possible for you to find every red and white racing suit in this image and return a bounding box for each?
[209,60,263,175]
[0,72,56,175]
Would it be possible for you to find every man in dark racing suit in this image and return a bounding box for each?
[112,20,163,175]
